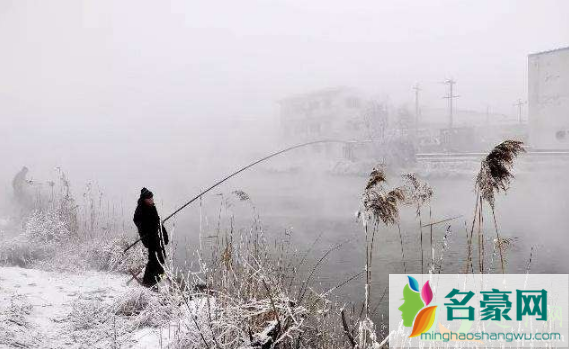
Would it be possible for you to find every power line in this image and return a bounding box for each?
[413,83,421,127]
[442,79,460,129]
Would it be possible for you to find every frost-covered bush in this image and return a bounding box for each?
[23,210,74,243]
[0,169,146,273]
[114,288,180,328]
[68,287,178,332]
[27,231,146,273]
[81,234,146,272]
[0,240,49,267]
[0,210,72,267]
[0,209,144,272]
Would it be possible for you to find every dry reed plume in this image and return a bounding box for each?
[353,167,405,348]
[476,140,526,208]
[363,168,405,226]
[468,140,525,274]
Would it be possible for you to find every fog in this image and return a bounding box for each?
[4,3,569,346]
[1,1,569,309]
[0,0,569,332]
[2,0,569,186]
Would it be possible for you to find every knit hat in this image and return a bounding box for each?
[140,187,153,199]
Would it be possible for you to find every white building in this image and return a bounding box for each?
[528,46,569,150]
[277,87,374,160]
[278,87,367,142]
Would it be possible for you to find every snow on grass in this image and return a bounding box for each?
[0,266,181,348]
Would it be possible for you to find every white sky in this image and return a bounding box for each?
[0,0,568,187]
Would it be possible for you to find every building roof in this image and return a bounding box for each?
[528,46,569,57]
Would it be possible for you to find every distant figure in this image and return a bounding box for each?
[133,188,169,287]
[12,166,32,207]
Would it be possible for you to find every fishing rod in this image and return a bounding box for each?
[123,139,351,253]
[421,215,463,228]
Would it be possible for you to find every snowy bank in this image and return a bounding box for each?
[0,266,167,348]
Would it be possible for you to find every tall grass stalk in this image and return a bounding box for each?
[475,140,525,274]
[429,203,434,272]
[396,223,407,273]
[358,167,404,347]
[402,173,432,274]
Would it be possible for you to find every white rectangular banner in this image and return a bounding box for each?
[389,274,568,347]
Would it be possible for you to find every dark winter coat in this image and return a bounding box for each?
[133,199,169,251]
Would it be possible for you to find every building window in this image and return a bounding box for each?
[345,97,361,109]
[556,130,567,141]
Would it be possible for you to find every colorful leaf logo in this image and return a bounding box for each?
[400,277,437,338]
[421,281,433,306]
[408,276,420,292]
[409,306,437,338]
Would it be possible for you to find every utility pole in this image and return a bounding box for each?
[514,99,526,124]
[413,84,421,127]
[442,79,460,129]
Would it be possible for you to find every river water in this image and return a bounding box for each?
[170,157,569,323]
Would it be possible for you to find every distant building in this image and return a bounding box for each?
[528,46,569,150]
[416,107,527,152]
[278,87,367,142]
[278,87,377,160]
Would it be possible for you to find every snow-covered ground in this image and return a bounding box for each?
[0,266,163,349]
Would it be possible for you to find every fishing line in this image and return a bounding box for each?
[124,139,352,253]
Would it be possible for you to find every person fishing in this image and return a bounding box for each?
[12,166,33,208]
[133,187,169,287]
